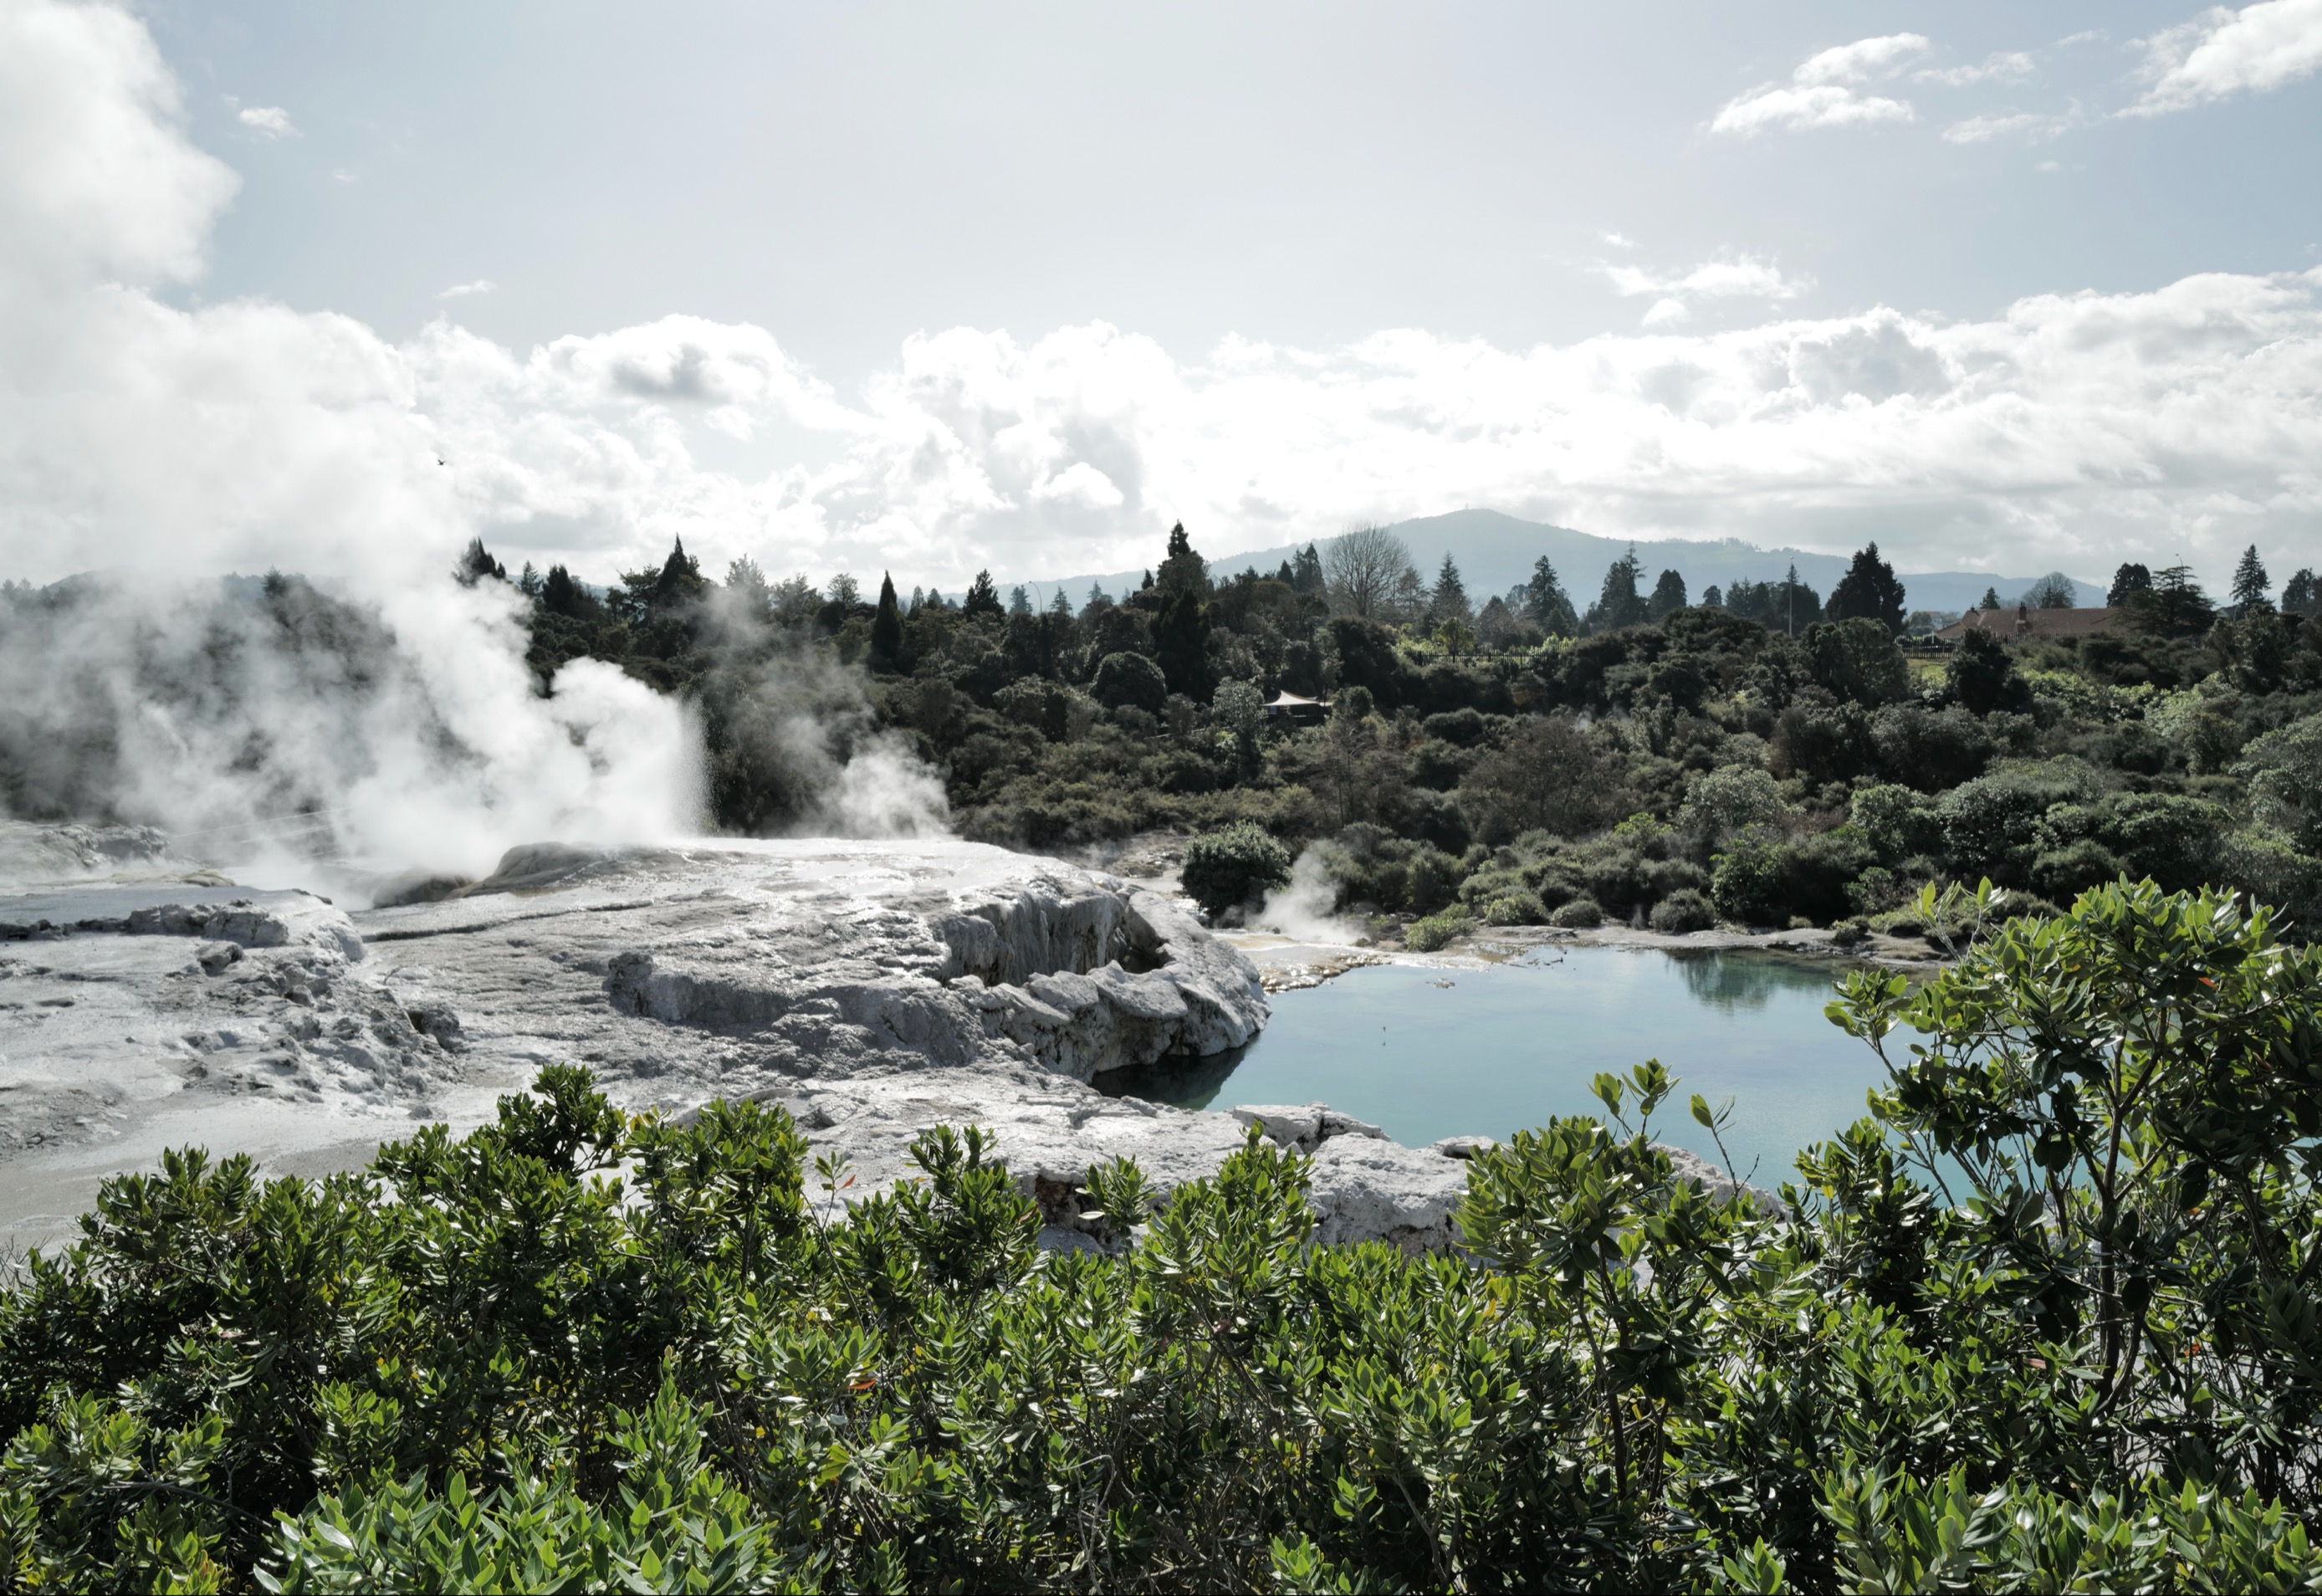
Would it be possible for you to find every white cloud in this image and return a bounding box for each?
[437,279,494,299]
[4,0,2319,625]
[1942,110,2069,144]
[2130,0,2322,115]
[388,272,2322,592]
[1600,252,1810,325]
[236,104,295,139]
[1916,51,2037,87]
[1794,34,1932,85]
[1711,33,1926,136]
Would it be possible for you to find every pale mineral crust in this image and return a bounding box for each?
[0,834,1473,1254]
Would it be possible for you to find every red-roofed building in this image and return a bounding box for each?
[1931,606,2125,645]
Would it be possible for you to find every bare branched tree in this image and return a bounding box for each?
[1322,524,1414,619]
[2022,571,2077,610]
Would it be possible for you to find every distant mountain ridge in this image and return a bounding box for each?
[1011,508,2099,616]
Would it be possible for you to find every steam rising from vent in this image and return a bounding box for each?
[687,586,952,844]
[1256,849,1363,945]
[0,569,949,892]
[0,572,702,883]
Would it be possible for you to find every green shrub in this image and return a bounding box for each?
[1648,888,1715,934]
[1404,847,1463,915]
[1404,906,1473,951]
[8,885,2322,1590]
[1845,863,1905,915]
[1711,830,1785,926]
[1091,650,1168,713]
[1483,893,1545,926]
[1179,821,1292,914]
[1831,916,1871,948]
[1549,896,1603,928]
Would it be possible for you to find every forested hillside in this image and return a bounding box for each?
[494,523,2322,942]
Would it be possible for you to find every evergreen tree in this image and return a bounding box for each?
[1701,583,1724,608]
[1647,568,1687,621]
[2284,568,2319,617]
[1584,547,1649,633]
[1049,589,1072,617]
[541,564,588,618]
[456,537,508,586]
[651,538,704,610]
[1525,555,1578,637]
[1429,555,1471,623]
[963,570,1004,617]
[1156,522,1209,597]
[1776,564,1822,633]
[2106,563,2153,607]
[1009,586,1032,616]
[1979,586,2002,612]
[1290,543,1327,595]
[1946,626,2032,715]
[2231,545,2272,615]
[2151,564,2216,635]
[870,573,903,672]
[1153,588,1212,701]
[517,561,543,598]
[1825,542,1908,633]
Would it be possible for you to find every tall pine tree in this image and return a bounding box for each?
[2231,545,2272,616]
[1584,547,1649,633]
[1430,555,1471,623]
[870,573,903,671]
[1826,542,1908,634]
[1525,556,1578,637]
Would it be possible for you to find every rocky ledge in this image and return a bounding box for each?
[1,836,1491,1251]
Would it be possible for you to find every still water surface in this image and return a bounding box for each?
[1095,948,1896,1189]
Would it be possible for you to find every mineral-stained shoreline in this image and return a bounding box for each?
[1,830,1492,1255]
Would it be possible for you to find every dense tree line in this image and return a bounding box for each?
[5,882,2322,1588]
[498,524,2322,944]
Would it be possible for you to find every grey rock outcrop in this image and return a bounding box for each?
[0,882,446,1177]
[0,885,362,962]
[1232,1102,1387,1152]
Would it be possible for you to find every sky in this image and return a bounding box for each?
[3,0,2320,592]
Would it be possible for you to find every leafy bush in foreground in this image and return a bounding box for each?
[4,881,2322,1591]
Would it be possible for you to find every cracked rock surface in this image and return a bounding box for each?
[2,835,1474,1254]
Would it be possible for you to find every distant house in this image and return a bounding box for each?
[1931,606,2124,645]
[1262,690,1331,725]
